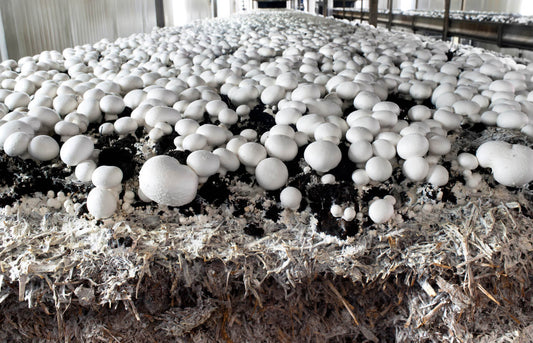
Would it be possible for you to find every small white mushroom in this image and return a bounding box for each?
[92,166,123,189]
[304,140,342,173]
[3,132,32,156]
[138,155,198,206]
[348,140,373,163]
[280,187,302,210]
[365,156,393,182]
[426,165,449,186]
[59,135,94,166]
[187,150,220,183]
[368,198,394,224]
[402,157,430,181]
[255,157,288,190]
[27,135,60,161]
[265,134,298,161]
[342,207,356,221]
[396,133,429,159]
[353,91,380,110]
[213,148,240,175]
[238,142,267,170]
[114,117,138,135]
[99,123,115,136]
[321,174,336,184]
[457,152,479,170]
[55,121,81,137]
[196,124,227,146]
[75,160,97,182]
[87,187,117,219]
[352,169,370,186]
[330,204,343,218]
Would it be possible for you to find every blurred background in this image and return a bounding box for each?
[1,0,532,61]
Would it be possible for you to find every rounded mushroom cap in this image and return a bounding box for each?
[87,187,118,219]
[99,95,125,114]
[255,157,288,191]
[304,140,342,173]
[402,157,430,181]
[186,150,220,178]
[238,142,267,168]
[426,164,449,186]
[348,140,373,163]
[396,133,429,159]
[114,117,138,135]
[365,156,393,182]
[75,160,97,182]
[59,135,94,166]
[280,186,302,210]
[139,155,198,206]
[369,198,394,224]
[0,120,34,147]
[265,134,298,161]
[213,148,240,173]
[28,135,60,161]
[3,132,32,156]
[92,166,123,189]
[353,91,381,110]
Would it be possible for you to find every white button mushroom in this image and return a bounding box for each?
[280,186,302,210]
[304,140,342,173]
[213,148,240,175]
[75,160,97,182]
[457,152,478,170]
[92,166,123,189]
[365,156,393,182]
[255,157,288,191]
[426,165,449,187]
[0,120,34,147]
[402,157,430,181]
[3,132,32,156]
[59,135,94,166]
[342,207,356,221]
[265,134,298,161]
[396,134,429,159]
[87,187,118,219]
[139,155,198,206]
[330,204,343,218]
[114,117,138,135]
[27,135,60,161]
[238,142,267,170]
[186,150,220,182]
[368,198,394,224]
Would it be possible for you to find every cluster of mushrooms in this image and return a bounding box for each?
[384,9,533,25]
[0,11,532,225]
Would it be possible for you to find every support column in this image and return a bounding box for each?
[0,8,8,61]
[369,0,378,27]
[155,0,165,27]
[387,0,393,30]
[443,0,450,41]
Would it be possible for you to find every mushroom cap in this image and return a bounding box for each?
[304,140,342,173]
[238,142,267,168]
[402,157,430,181]
[280,186,302,210]
[92,166,123,189]
[186,150,220,178]
[396,133,429,159]
[3,132,32,156]
[139,155,198,206]
[368,198,394,224]
[28,135,60,161]
[87,187,118,219]
[365,156,393,182]
[255,157,288,191]
[59,135,94,166]
[265,134,298,161]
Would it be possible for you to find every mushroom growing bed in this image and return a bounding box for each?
[0,11,532,342]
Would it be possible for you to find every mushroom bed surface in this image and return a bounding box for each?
[0,10,532,238]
